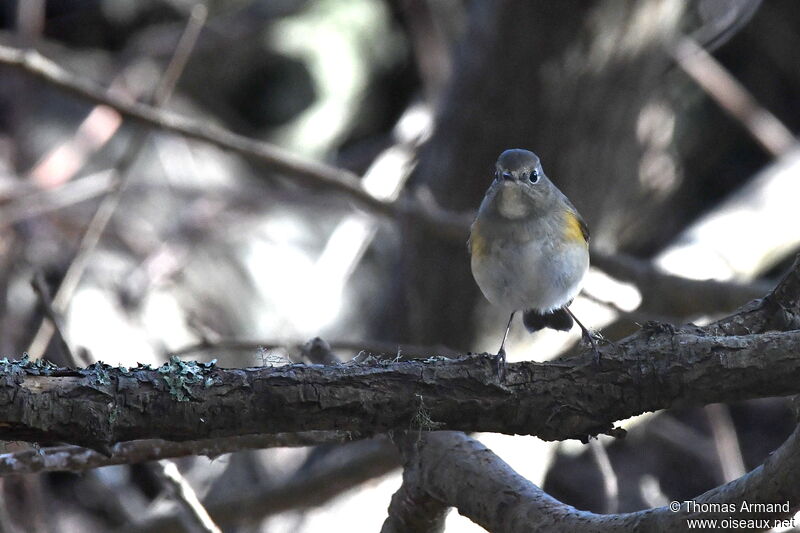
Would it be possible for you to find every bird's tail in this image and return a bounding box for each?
[522,307,573,333]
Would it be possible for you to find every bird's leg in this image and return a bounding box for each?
[495,311,515,379]
[497,311,515,361]
[565,308,603,366]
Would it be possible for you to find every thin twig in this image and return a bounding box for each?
[169,337,461,360]
[30,271,76,367]
[124,438,398,533]
[0,170,116,228]
[27,84,125,189]
[705,403,747,483]
[589,438,619,514]
[0,43,392,222]
[0,35,783,333]
[670,36,796,157]
[149,460,222,533]
[24,4,208,359]
[17,8,219,531]
[15,0,45,40]
[0,432,361,476]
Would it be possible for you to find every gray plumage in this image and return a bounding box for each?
[470,149,589,327]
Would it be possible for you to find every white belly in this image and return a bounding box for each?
[471,238,588,312]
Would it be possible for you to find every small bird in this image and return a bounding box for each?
[469,149,596,366]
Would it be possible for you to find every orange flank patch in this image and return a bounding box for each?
[469,223,488,258]
[563,211,588,246]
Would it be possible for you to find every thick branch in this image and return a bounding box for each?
[1,326,799,450]
[408,430,800,532]
[2,43,800,455]
[708,253,800,335]
[381,432,450,533]
[0,255,799,451]
[381,478,448,533]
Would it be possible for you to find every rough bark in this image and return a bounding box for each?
[0,330,796,450]
[0,256,797,451]
[380,432,449,533]
[403,430,800,532]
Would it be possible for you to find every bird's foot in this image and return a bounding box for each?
[580,329,610,368]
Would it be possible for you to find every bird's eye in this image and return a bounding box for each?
[528,169,540,184]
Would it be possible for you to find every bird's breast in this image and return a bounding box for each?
[470,220,589,312]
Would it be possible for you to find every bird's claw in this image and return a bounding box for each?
[580,329,603,368]
[580,329,615,368]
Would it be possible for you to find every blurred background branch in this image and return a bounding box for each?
[0,0,799,531]
[0,432,366,476]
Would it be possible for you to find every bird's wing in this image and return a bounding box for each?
[563,197,590,244]
[576,210,590,243]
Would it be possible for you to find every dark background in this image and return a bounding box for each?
[0,0,798,531]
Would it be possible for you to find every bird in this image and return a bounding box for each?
[468,148,597,367]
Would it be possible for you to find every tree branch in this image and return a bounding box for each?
[0,44,398,224]
[403,429,800,532]
[0,431,357,476]
[0,43,771,317]
[590,250,770,318]
[24,4,207,360]
[671,35,795,158]
[0,257,797,452]
[149,459,221,533]
[708,253,800,335]
[381,432,449,533]
[123,437,399,533]
[381,477,448,533]
[0,328,797,450]
[170,337,461,360]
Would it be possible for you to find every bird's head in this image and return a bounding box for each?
[484,149,552,219]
